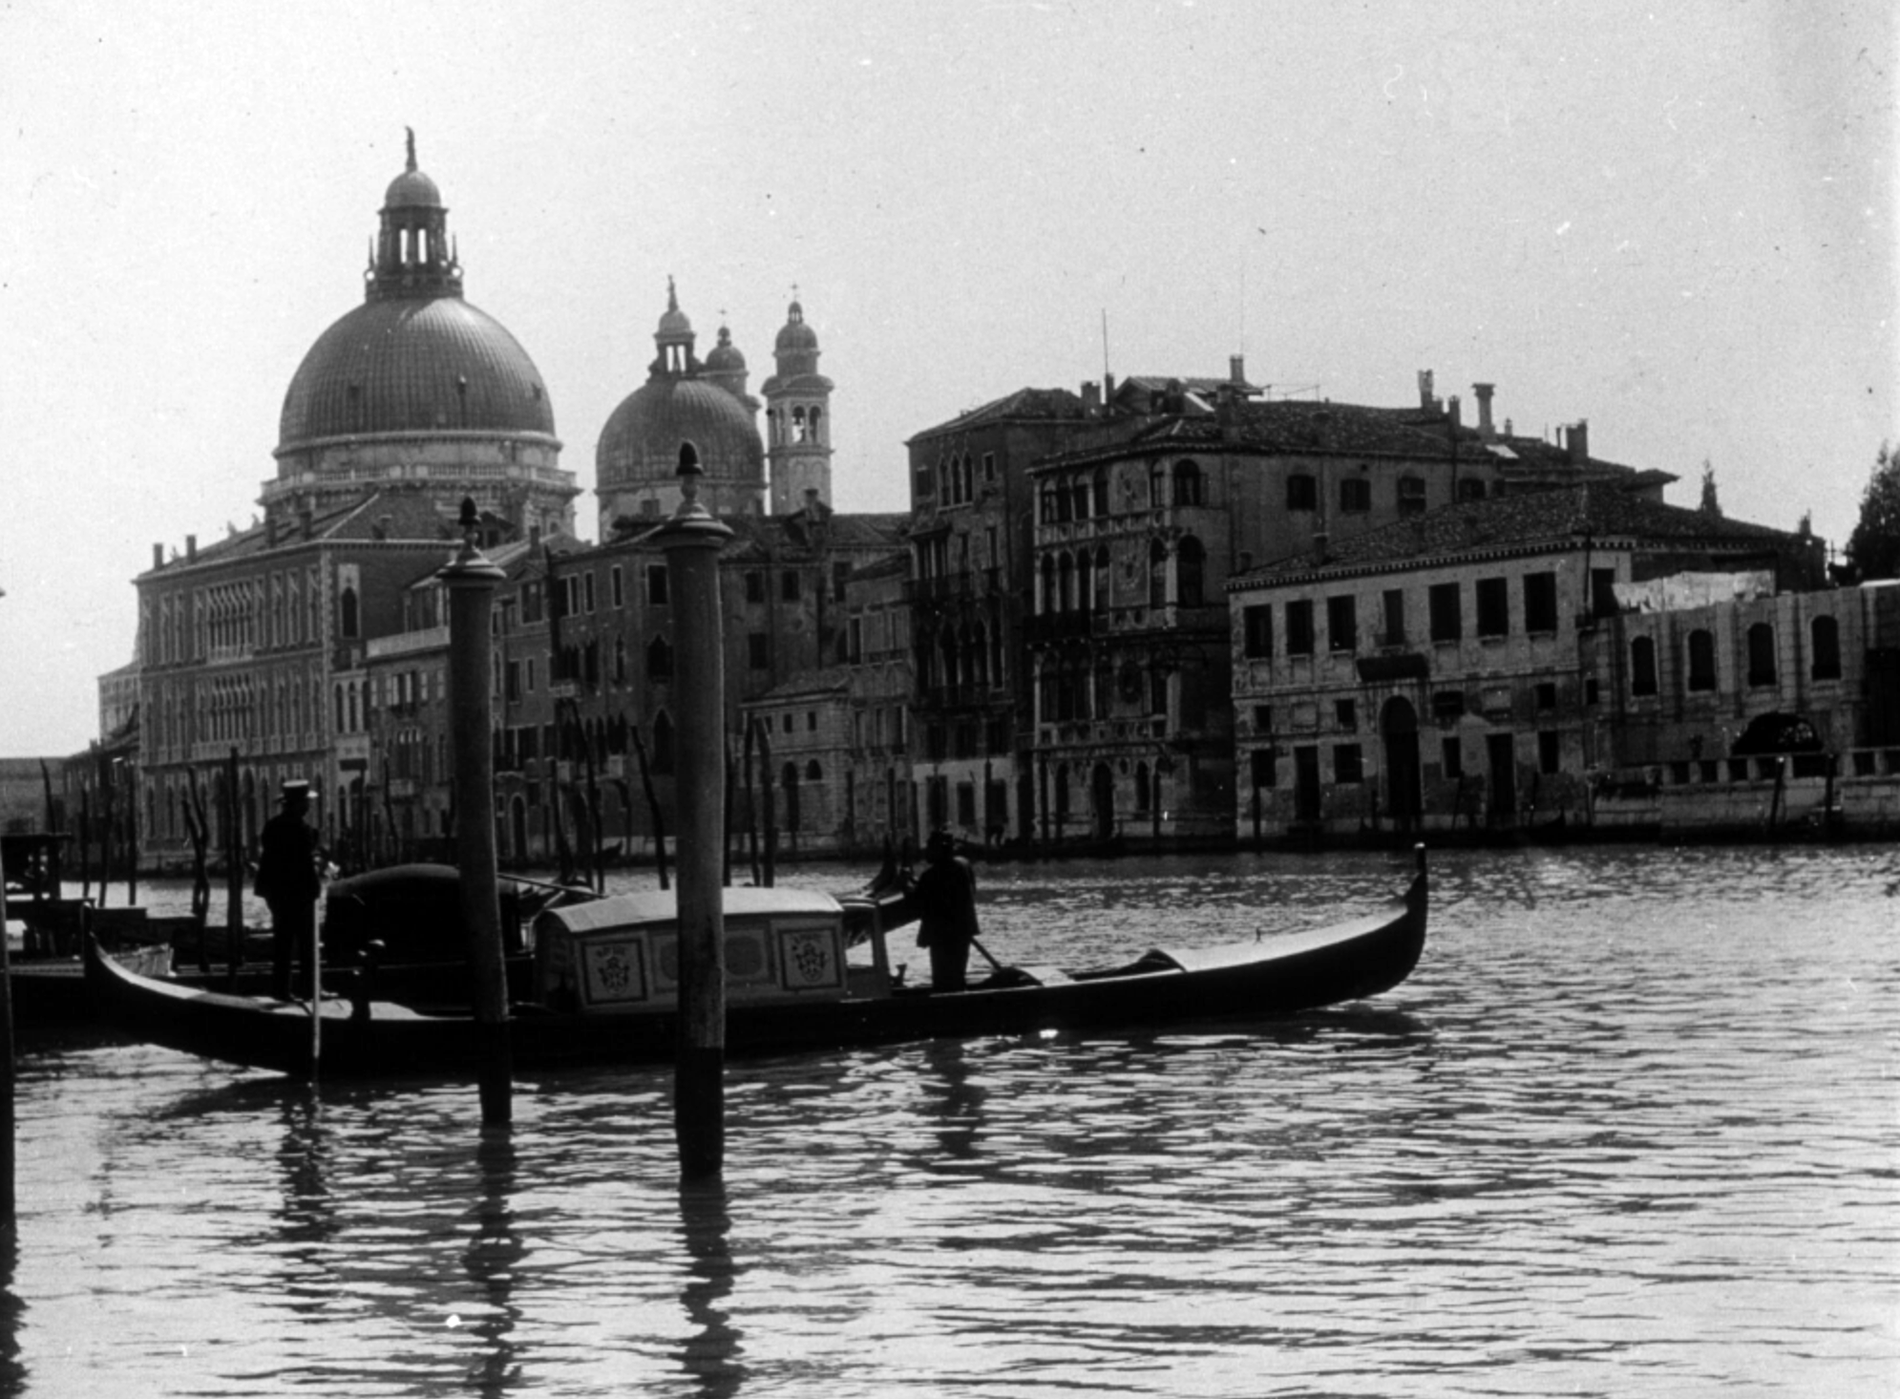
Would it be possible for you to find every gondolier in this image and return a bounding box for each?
[907,829,981,992]
[255,779,323,1000]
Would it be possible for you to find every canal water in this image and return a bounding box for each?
[3,844,1894,1396]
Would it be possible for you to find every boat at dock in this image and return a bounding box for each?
[84,853,1429,1080]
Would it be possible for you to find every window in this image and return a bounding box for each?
[747,632,769,669]
[1172,460,1204,507]
[1441,735,1464,778]
[1811,615,1841,680]
[1429,583,1462,642]
[915,467,934,500]
[1333,743,1364,784]
[1746,623,1776,687]
[1339,477,1371,513]
[1523,571,1558,633]
[1397,476,1427,515]
[1456,477,1487,503]
[1687,629,1716,691]
[1535,681,1557,710]
[1177,536,1205,607]
[984,452,997,483]
[1432,689,1466,724]
[1334,699,1357,731]
[1381,589,1406,646]
[647,636,674,681]
[1286,600,1316,656]
[583,572,596,614]
[744,571,765,604]
[807,759,823,782]
[610,566,624,608]
[1538,730,1561,775]
[1631,636,1658,696]
[1476,577,1510,637]
[1286,474,1317,511]
[1242,605,1274,659]
[1252,705,1273,733]
[1591,568,1619,620]
[781,571,801,602]
[646,565,669,606]
[1148,540,1168,608]
[1327,595,1357,652]
[807,710,818,732]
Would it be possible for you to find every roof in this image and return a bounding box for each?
[540,885,842,937]
[907,387,1089,443]
[1229,484,1808,590]
[278,295,555,452]
[142,490,477,577]
[742,666,850,703]
[847,552,912,583]
[596,375,763,488]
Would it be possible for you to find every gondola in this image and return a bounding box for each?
[84,852,1428,1081]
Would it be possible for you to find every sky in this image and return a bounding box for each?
[2,0,1893,758]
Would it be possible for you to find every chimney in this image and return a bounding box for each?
[373,513,392,541]
[152,543,164,571]
[1417,369,1436,410]
[1473,382,1496,439]
[1082,381,1102,416]
[1229,354,1246,385]
[185,534,197,564]
[1448,395,1462,432]
[1567,419,1590,466]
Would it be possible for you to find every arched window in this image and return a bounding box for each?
[1148,539,1168,608]
[1040,555,1057,614]
[647,636,674,681]
[1071,476,1090,520]
[1057,552,1074,613]
[1687,629,1716,691]
[1746,623,1777,687]
[792,407,809,443]
[339,586,359,639]
[1631,636,1658,696]
[806,759,823,782]
[810,407,823,444]
[1810,615,1841,680]
[1172,459,1204,507]
[1176,536,1205,608]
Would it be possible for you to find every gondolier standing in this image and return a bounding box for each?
[909,829,980,992]
[256,780,323,1001]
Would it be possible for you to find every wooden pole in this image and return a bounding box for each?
[0,857,13,1223]
[654,445,733,1181]
[441,499,511,1126]
[225,748,243,981]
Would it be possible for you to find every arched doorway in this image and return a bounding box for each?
[1380,696,1422,832]
[1090,762,1115,840]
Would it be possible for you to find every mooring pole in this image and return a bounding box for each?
[0,582,13,1222]
[440,499,512,1126]
[653,444,733,1180]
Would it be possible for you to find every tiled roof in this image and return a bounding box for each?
[744,665,850,703]
[1229,484,1807,589]
[907,387,1088,443]
[847,553,911,583]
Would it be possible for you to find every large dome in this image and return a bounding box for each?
[278,296,555,451]
[596,376,762,488]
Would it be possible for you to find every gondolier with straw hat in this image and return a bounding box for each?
[255,779,324,1001]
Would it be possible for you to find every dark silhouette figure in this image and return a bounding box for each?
[256,780,323,1000]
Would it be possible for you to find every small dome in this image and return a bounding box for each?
[657,276,693,340]
[279,296,554,450]
[704,325,746,372]
[384,167,442,210]
[596,376,762,490]
[775,299,818,354]
[384,129,443,209]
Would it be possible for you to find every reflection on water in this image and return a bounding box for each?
[5,843,1897,1396]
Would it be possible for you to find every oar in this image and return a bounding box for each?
[971,936,1005,974]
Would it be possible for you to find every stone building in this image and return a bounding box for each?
[739,667,853,855]
[1226,484,1825,840]
[1022,372,1660,845]
[841,554,916,852]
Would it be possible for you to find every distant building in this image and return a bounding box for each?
[1227,483,1827,839]
[740,667,853,855]
[841,554,916,851]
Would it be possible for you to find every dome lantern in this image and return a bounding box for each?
[368,128,461,302]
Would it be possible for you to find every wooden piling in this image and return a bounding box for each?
[653,446,733,1181]
[440,500,512,1126]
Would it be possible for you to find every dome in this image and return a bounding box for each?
[384,167,442,209]
[596,376,762,489]
[278,295,555,450]
[704,325,746,372]
[775,300,818,354]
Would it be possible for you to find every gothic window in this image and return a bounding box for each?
[339,586,359,639]
[1172,460,1204,507]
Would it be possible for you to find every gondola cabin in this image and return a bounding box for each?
[532,888,875,1014]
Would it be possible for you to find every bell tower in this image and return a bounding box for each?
[762,292,834,514]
